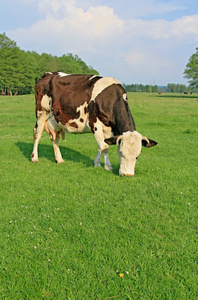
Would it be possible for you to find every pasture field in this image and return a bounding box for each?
[0,92,197,299]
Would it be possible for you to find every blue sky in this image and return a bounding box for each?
[1,0,198,85]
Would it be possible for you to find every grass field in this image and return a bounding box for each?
[0,92,197,299]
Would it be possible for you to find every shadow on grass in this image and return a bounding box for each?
[15,142,94,167]
[16,142,121,176]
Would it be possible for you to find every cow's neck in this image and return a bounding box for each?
[114,100,136,135]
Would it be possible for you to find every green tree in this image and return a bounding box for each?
[145,85,152,92]
[58,54,82,74]
[167,83,176,93]
[152,85,159,93]
[0,34,24,94]
[184,47,198,88]
[0,32,17,49]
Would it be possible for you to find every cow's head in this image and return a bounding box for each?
[105,131,157,177]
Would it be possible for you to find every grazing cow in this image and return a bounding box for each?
[32,72,157,176]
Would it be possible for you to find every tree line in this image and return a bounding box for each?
[123,84,158,93]
[0,33,99,95]
[123,83,197,93]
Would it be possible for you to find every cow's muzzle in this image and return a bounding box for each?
[120,172,134,177]
[123,173,134,177]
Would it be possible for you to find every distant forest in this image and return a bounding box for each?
[0,33,99,95]
[1,33,196,96]
[123,83,196,94]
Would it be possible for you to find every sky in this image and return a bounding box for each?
[1,0,198,85]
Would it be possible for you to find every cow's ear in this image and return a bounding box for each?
[142,138,158,148]
[105,136,120,145]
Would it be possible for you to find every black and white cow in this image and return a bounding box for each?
[32,72,157,176]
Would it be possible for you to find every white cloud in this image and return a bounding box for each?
[125,15,198,40]
[67,6,124,39]
[9,1,124,53]
[37,0,124,40]
[172,15,198,37]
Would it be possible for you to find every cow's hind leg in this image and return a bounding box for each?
[45,118,65,164]
[32,111,48,162]
[51,138,64,164]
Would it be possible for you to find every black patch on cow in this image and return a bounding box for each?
[105,136,121,145]
[84,106,88,114]
[88,76,103,87]
[95,83,136,135]
[88,101,98,133]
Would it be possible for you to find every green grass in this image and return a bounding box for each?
[0,93,197,299]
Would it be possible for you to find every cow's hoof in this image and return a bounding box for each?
[122,173,134,177]
[32,159,39,163]
[57,160,65,164]
[94,164,101,168]
[105,165,113,171]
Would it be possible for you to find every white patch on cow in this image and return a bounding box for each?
[41,95,52,111]
[123,93,127,102]
[58,72,70,77]
[102,123,113,140]
[120,131,142,158]
[91,77,120,101]
[118,131,142,176]
[93,118,113,150]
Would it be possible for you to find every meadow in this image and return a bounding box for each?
[0,92,197,299]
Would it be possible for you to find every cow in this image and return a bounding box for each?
[31,72,157,176]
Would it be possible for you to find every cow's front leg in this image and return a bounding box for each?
[94,138,112,171]
[94,147,112,170]
[94,147,101,167]
[93,120,113,171]
[102,148,112,171]
[51,138,64,164]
